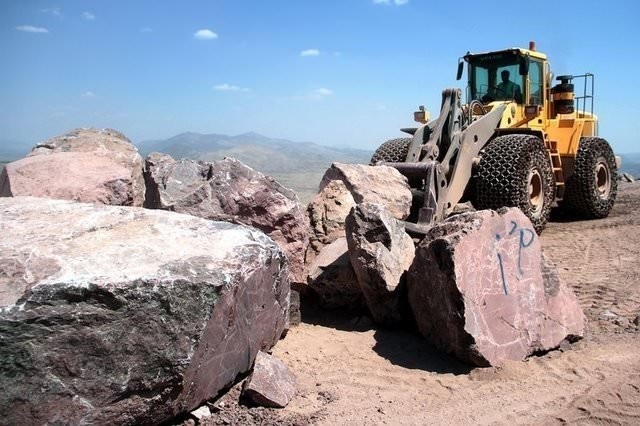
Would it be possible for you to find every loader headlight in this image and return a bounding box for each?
[414,106,430,123]
[524,105,540,118]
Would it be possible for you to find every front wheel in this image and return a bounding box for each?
[562,137,617,218]
[473,134,555,233]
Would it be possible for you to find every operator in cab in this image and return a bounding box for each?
[495,70,522,102]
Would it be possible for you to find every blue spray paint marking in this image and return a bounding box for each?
[517,228,536,274]
[508,220,518,235]
[495,221,535,295]
[496,252,509,295]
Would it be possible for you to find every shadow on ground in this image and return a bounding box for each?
[300,300,473,375]
[372,328,473,375]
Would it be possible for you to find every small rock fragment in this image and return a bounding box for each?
[190,405,212,420]
[619,172,636,183]
[242,351,296,408]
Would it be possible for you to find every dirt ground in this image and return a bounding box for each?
[198,182,640,425]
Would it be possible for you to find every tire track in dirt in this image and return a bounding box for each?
[544,369,640,425]
[543,183,640,333]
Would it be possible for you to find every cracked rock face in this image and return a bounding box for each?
[0,197,289,425]
[407,208,585,367]
[0,128,145,206]
[345,203,415,326]
[144,153,309,286]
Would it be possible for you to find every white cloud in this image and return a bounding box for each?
[283,87,334,102]
[140,27,153,33]
[373,0,409,5]
[40,8,61,17]
[16,25,49,34]
[213,83,250,92]
[194,29,218,40]
[313,88,333,96]
[81,91,96,98]
[309,88,333,100]
[82,11,96,20]
[300,49,320,57]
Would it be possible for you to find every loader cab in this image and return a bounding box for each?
[462,48,544,106]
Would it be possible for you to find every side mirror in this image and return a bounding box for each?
[456,59,464,80]
[519,55,530,75]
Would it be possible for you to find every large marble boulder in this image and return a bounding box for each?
[0,128,145,206]
[0,197,288,425]
[144,153,309,286]
[345,203,415,326]
[407,208,585,366]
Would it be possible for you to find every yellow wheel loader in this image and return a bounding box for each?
[371,41,618,233]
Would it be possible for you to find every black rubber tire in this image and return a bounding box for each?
[473,134,555,233]
[562,137,617,218]
[370,138,411,165]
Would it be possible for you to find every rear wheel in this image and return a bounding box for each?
[370,138,411,165]
[473,134,555,233]
[562,137,617,218]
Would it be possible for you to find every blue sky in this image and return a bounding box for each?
[1,0,639,154]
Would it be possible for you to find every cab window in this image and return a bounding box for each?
[529,60,543,105]
[469,61,524,104]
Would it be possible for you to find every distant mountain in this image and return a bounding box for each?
[137,132,373,174]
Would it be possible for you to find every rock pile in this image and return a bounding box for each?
[0,129,301,424]
[0,126,590,424]
[303,163,586,367]
[305,163,412,308]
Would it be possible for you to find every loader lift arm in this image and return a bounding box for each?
[380,89,506,233]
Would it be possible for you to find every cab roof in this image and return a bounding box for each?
[464,47,547,62]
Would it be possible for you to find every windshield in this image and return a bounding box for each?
[467,54,525,104]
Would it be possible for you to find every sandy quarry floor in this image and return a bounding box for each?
[199,182,640,426]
